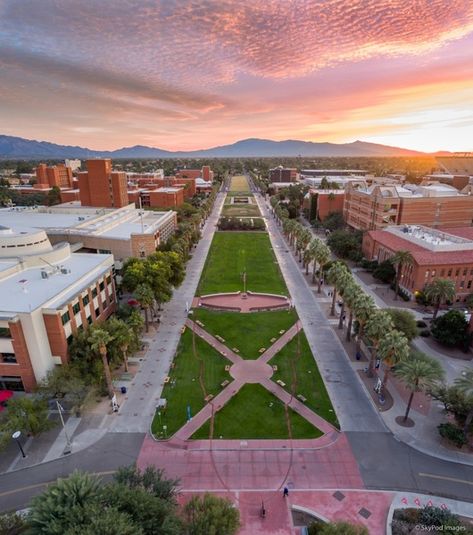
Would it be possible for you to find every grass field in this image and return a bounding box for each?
[192,384,322,439]
[151,329,230,438]
[192,308,298,359]
[270,332,339,428]
[221,203,261,217]
[197,232,287,295]
[230,175,250,192]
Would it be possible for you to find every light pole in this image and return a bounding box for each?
[12,431,25,458]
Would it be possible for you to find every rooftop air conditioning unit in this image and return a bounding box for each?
[60,268,68,274]
[41,270,49,279]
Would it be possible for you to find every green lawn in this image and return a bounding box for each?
[269,332,339,428]
[192,308,298,359]
[221,203,261,217]
[230,175,250,192]
[197,232,287,295]
[151,329,231,438]
[192,384,322,439]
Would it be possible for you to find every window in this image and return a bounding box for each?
[99,281,105,291]
[431,270,436,277]
[82,295,89,306]
[456,269,460,277]
[448,269,452,277]
[460,281,464,288]
[464,269,468,276]
[67,335,73,345]
[468,281,472,289]
[61,311,70,325]
[92,288,98,298]
[0,376,24,391]
[72,302,80,315]
[1,353,16,363]
[425,270,430,279]
[0,327,11,338]
[440,269,445,276]
[106,275,111,285]
[87,315,92,325]
[95,307,100,318]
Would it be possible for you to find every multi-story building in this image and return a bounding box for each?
[304,189,345,221]
[65,159,82,172]
[269,166,298,183]
[36,163,74,189]
[149,187,184,208]
[0,225,115,392]
[0,204,177,261]
[175,166,213,182]
[362,225,473,302]
[344,182,473,231]
[78,159,128,208]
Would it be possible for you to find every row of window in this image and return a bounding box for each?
[0,238,48,248]
[61,276,113,326]
[1,352,16,363]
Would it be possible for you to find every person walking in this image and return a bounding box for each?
[283,487,289,498]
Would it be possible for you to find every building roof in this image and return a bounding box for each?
[367,227,473,266]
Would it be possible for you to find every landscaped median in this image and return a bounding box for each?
[151,191,338,441]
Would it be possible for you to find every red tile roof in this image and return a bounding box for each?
[366,229,473,266]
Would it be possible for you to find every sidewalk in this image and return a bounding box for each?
[292,213,473,466]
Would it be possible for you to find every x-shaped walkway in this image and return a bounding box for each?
[171,319,338,441]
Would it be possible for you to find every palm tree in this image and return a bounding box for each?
[391,250,414,301]
[134,283,154,332]
[112,319,134,373]
[365,310,394,377]
[395,352,444,422]
[298,228,312,262]
[314,241,331,291]
[454,370,473,438]
[303,247,313,275]
[89,328,114,398]
[425,279,456,319]
[352,293,375,346]
[326,262,351,316]
[342,282,362,337]
[337,279,358,330]
[377,330,410,395]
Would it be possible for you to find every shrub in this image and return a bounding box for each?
[419,329,430,337]
[438,422,467,448]
[373,260,396,283]
[431,310,470,349]
[385,309,418,341]
[415,290,430,306]
[360,258,378,271]
[418,505,460,527]
[416,320,427,328]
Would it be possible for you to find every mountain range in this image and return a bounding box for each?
[0,134,440,159]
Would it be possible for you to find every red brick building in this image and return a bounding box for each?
[78,159,128,208]
[149,187,184,208]
[363,225,473,301]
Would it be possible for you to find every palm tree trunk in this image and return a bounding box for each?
[305,262,309,276]
[381,366,391,393]
[144,307,149,332]
[394,270,400,301]
[346,310,353,342]
[433,301,440,320]
[122,347,129,373]
[463,408,473,438]
[404,391,415,422]
[367,347,377,378]
[101,349,114,398]
[312,261,317,284]
[338,302,345,330]
[330,287,337,316]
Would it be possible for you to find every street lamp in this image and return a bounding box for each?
[12,431,26,458]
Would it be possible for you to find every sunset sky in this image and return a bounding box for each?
[1,0,472,152]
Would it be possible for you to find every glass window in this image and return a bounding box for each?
[92,288,98,298]
[106,275,111,285]
[425,270,430,279]
[0,327,11,338]
[431,270,436,277]
[463,269,468,276]
[95,307,100,318]
[99,281,105,291]
[468,281,472,289]
[1,353,16,363]
[456,269,460,277]
[460,281,464,288]
[67,335,73,345]
[448,269,452,277]
[87,315,92,325]
[72,302,80,315]
[82,295,89,306]
[61,311,70,325]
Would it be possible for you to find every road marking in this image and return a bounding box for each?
[418,473,473,486]
[0,470,116,498]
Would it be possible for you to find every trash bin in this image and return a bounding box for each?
[120,386,127,394]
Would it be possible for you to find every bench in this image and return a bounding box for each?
[216,335,226,343]
[221,380,230,387]
[276,379,286,387]
[170,363,175,369]
[196,320,205,327]
[279,329,285,334]
[204,394,214,402]
[164,376,170,384]
[297,394,307,403]
[232,348,240,353]
[225,365,231,371]
[270,337,277,343]
[259,347,266,353]
[272,365,278,371]
[181,326,186,334]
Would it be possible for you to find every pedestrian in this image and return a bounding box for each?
[283,487,289,498]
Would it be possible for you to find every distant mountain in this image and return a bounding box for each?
[0,134,430,159]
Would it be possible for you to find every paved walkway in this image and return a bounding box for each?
[182,319,338,439]
[295,213,473,465]
[255,194,385,433]
[197,291,290,312]
[106,191,227,433]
